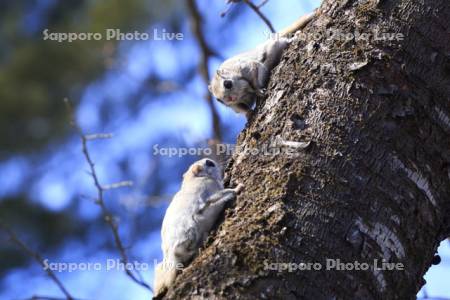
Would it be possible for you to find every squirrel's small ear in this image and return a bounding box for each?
[191,165,202,176]
[183,164,202,179]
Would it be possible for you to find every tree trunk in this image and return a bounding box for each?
[164,0,450,298]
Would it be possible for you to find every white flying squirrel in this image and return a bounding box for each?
[208,10,317,117]
[153,158,244,298]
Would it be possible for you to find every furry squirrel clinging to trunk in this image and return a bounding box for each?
[209,10,317,117]
[153,159,243,298]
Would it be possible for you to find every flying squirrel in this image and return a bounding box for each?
[153,158,244,298]
[208,10,317,117]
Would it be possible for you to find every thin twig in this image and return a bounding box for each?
[64,99,152,292]
[242,0,275,33]
[84,133,114,140]
[102,181,134,190]
[222,0,275,32]
[21,296,89,300]
[0,221,74,300]
[186,0,223,142]
[257,0,269,9]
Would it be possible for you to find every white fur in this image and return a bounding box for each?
[153,158,243,297]
[209,11,316,116]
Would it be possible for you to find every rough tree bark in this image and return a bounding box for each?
[164,0,450,298]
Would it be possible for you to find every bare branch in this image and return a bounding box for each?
[242,0,275,33]
[222,0,275,33]
[0,221,74,300]
[21,296,89,300]
[64,99,152,292]
[185,0,223,142]
[84,133,114,140]
[102,181,134,190]
[257,0,269,9]
[220,5,233,18]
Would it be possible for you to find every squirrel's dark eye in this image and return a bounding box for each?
[205,159,215,167]
[217,98,224,104]
[223,80,233,89]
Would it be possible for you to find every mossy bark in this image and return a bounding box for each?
[164,0,450,298]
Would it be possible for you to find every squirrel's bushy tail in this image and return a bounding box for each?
[279,10,316,38]
[153,261,177,298]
